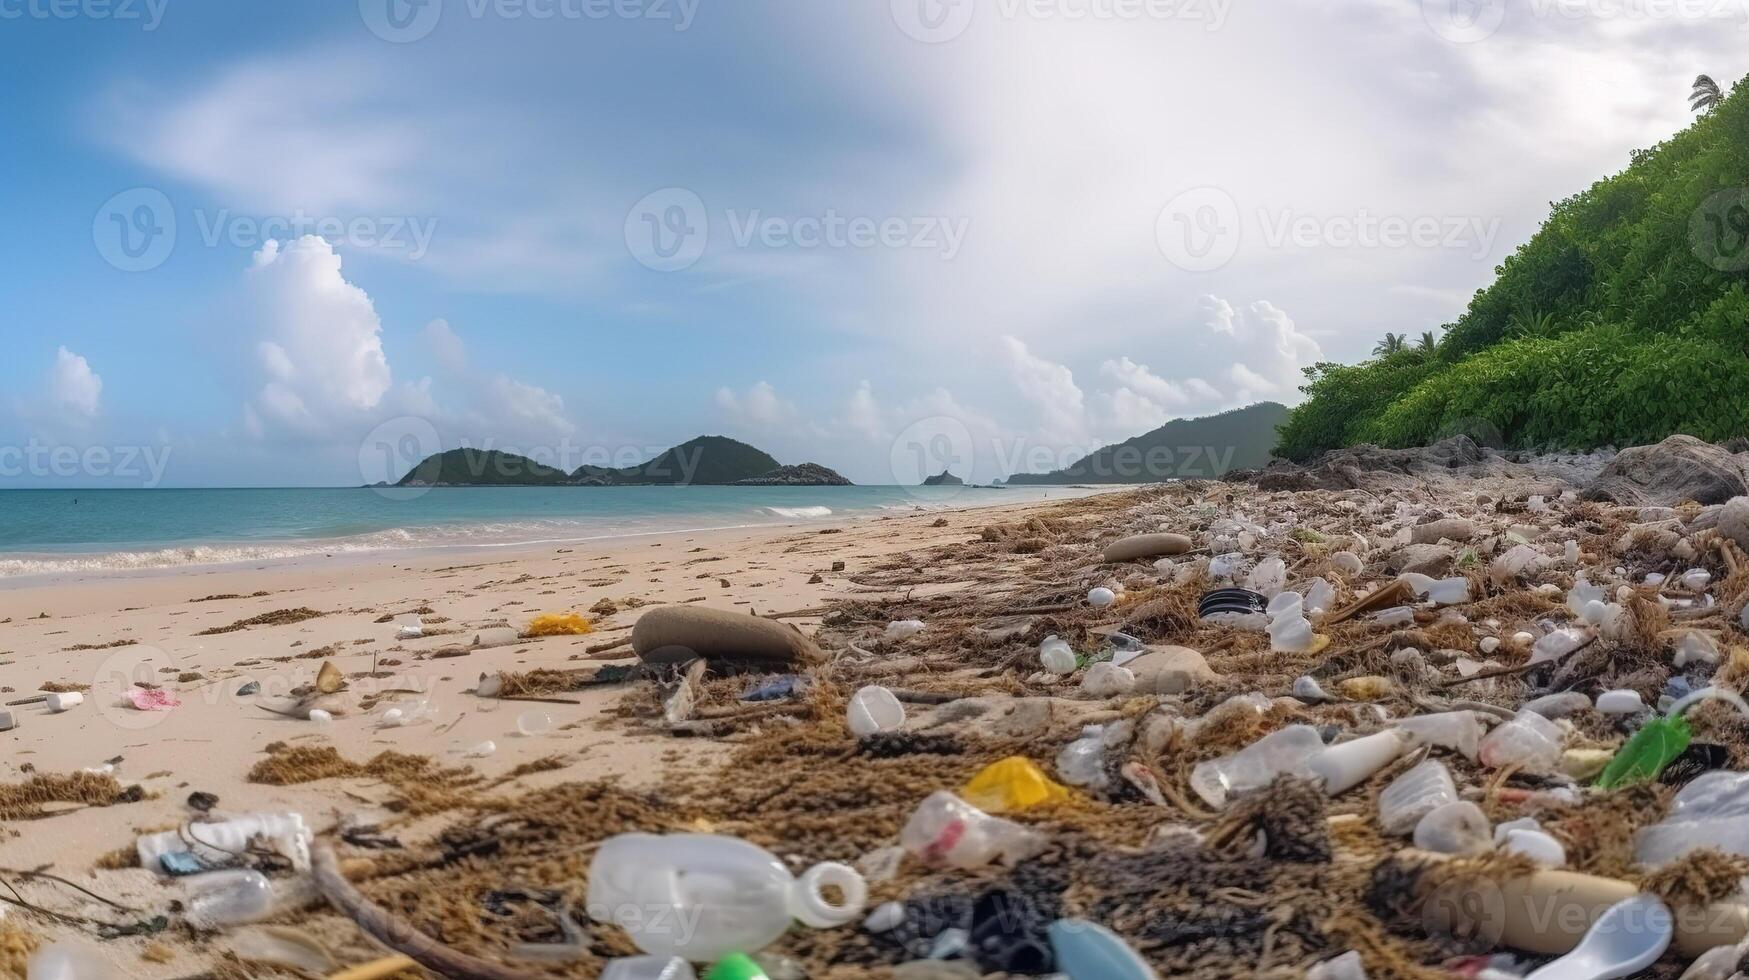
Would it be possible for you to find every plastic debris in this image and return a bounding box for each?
[1595,689,1647,715]
[588,833,865,961]
[847,686,906,736]
[885,620,926,640]
[961,757,1071,813]
[1413,801,1493,855]
[1602,717,1693,791]
[525,612,594,636]
[185,869,276,928]
[1047,920,1156,980]
[1310,729,1410,796]
[1189,724,1326,808]
[26,944,114,980]
[517,710,554,736]
[1057,725,1113,791]
[703,954,769,980]
[899,792,1047,869]
[1636,770,1749,865]
[741,675,805,702]
[1378,760,1458,835]
[46,692,84,713]
[1086,587,1117,608]
[138,812,312,875]
[603,957,698,980]
[1038,635,1078,675]
[1080,661,1135,697]
[1479,708,1566,772]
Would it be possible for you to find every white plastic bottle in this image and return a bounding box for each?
[185,870,276,928]
[586,833,866,961]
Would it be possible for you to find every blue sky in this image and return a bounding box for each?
[1,0,1741,486]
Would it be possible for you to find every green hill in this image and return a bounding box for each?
[396,449,570,486]
[1278,78,1749,460]
[1008,402,1289,484]
[572,436,783,485]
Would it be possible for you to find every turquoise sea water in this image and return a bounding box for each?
[0,485,1102,579]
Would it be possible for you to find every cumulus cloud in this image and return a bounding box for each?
[482,375,573,435]
[1000,337,1088,444]
[422,318,468,373]
[1198,296,1323,404]
[49,347,103,421]
[715,381,800,428]
[241,236,393,438]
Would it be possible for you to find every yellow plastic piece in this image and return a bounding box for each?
[524,612,594,637]
[960,756,1071,813]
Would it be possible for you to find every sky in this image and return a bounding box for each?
[1,0,1744,487]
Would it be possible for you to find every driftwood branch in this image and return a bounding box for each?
[312,842,540,980]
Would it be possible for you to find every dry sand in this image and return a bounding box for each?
[0,494,1101,978]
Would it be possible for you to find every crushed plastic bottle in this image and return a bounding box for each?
[1478,709,1565,772]
[1303,578,1336,615]
[1636,771,1749,866]
[899,791,1047,869]
[1189,724,1326,808]
[848,686,906,736]
[588,833,866,961]
[1246,557,1287,597]
[185,870,276,928]
[1378,760,1458,835]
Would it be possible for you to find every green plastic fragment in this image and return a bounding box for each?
[1596,714,1691,789]
[704,954,769,980]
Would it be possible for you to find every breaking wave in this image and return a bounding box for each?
[763,506,834,519]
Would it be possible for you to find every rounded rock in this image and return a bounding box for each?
[1102,533,1193,563]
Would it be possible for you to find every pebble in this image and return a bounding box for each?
[1413,801,1494,855]
[1478,637,1500,654]
[1501,828,1566,867]
[1720,496,1749,551]
[1101,533,1193,562]
[1087,587,1117,608]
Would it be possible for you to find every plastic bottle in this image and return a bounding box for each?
[898,791,1046,869]
[587,833,866,961]
[1056,726,1111,791]
[602,957,698,980]
[26,945,113,980]
[847,686,905,736]
[1189,725,1325,808]
[517,710,554,736]
[1378,760,1457,835]
[45,692,83,713]
[185,870,276,928]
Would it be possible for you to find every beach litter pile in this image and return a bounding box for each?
[14,434,1749,977]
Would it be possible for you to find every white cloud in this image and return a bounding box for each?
[482,375,574,435]
[715,381,799,428]
[846,380,884,441]
[1000,336,1087,444]
[49,347,103,421]
[1199,296,1323,404]
[242,236,393,437]
[422,318,468,373]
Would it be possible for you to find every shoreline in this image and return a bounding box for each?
[0,485,1119,588]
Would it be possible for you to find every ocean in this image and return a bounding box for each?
[0,485,1105,580]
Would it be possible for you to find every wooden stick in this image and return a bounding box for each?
[312,843,540,980]
[1439,634,1598,688]
[583,635,632,655]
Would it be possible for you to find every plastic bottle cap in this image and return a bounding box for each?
[791,862,867,928]
[702,953,768,980]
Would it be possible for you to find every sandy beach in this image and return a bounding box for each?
[0,491,1113,977]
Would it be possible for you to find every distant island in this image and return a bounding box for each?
[1007,402,1289,485]
[921,470,964,486]
[396,436,853,487]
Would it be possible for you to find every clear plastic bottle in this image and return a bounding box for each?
[1056,725,1111,791]
[898,791,1046,869]
[1189,724,1325,808]
[602,957,698,980]
[27,945,113,980]
[587,833,866,962]
[185,870,276,928]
